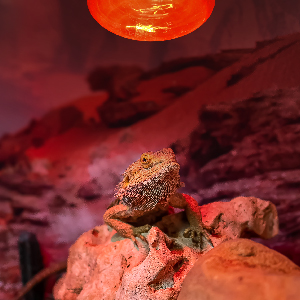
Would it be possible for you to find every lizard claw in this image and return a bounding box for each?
[117,224,151,246]
[130,224,151,246]
[138,234,148,243]
[130,234,147,247]
[130,235,139,246]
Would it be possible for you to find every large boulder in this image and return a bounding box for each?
[178,238,300,300]
[53,196,278,300]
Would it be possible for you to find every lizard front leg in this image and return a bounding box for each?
[168,192,213,248]
[103,204,151,245]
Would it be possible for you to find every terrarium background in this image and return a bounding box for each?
[1,0,300,299]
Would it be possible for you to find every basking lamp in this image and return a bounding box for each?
[87,0,215,41]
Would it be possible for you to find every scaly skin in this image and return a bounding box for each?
[104,148,213,248]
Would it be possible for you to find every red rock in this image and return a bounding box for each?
[87,0,215,41]
[76,180,102,201]
[98,100,159,127]
[200,196,279,243]
[53,196,278,300]
[178,239,300,300]
[0,201,13,226]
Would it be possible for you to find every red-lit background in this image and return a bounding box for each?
[1,0,300,137]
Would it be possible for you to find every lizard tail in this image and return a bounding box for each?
[13,260,67,300]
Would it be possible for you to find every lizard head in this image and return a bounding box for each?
[115,148,183,210]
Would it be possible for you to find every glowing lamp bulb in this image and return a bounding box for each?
[87,0,215,41]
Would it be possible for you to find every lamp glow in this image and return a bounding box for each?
[87,0,215,41]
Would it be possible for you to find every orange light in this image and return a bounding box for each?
[87,0,215,41]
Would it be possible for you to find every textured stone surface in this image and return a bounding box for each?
[0,105,84,168]
[53,225,151,300]
[98,100,159,128]
[115,228,200,300]
[53,225,202,300]
[53,196,278,300]
[0,201,13,226]
[76,180,102,201]
[86,65,143,100]
[174,87,300,264]
[200,196,278,243]
[178,238,300,300]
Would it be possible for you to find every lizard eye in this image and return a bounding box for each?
[140,153,152,168]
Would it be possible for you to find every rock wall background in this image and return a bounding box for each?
[174,88,300,261]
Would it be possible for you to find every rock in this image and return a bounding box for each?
[200,196,279,244]
[0,224,20,252]
[53,225,148,300]
[98,100,159,128]
[0,105,84,168]
[76,180,101,201]
[54,226,201,300]
[155,196,278,248]
[53,196,278,300]
[173,87,300,265]
[86,65,143,100]
[11,194,45,213]
[57,106,84,134]
[47,195,69,214]
[161,85,193,98]
[20,211,50,226]
[0,201,13,225]
[141,51,252,81]
[178,238,300,300]
[188,88,300,177]
[115,227,201,300]
[0,173,53,196]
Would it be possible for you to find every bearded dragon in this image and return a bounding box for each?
[13,148,212,300]
[104,148,213,247]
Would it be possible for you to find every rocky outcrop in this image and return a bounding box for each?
[0,105,84,168]
[76,180,102,201]
[140,50,253,80]
[178,238,300,300]
[97,100,159,128]
[86,65,143,100]
[53,196,278,300]
[174,87,300,264]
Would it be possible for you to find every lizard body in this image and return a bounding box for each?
[104,148,213,247]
